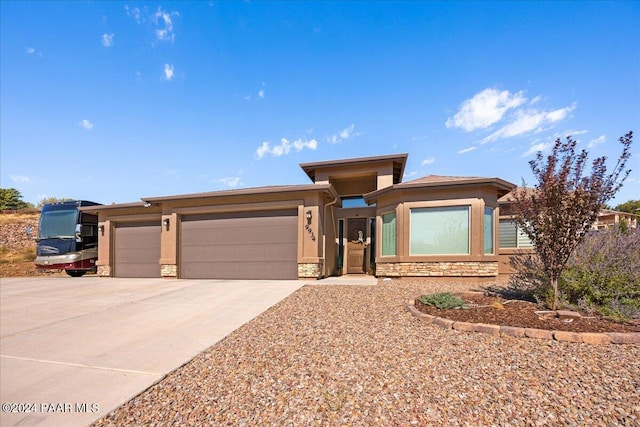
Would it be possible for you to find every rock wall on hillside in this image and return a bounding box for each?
[0,217,39,251]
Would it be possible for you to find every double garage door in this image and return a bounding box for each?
[114,210,298,279]
[180,209,298,280]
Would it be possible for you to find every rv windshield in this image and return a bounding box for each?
[38,207,78,239]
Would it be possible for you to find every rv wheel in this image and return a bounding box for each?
[66,270,86,277]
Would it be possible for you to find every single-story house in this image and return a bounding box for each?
[81,153,518,280]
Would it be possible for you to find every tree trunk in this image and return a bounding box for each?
[550,276,559,311]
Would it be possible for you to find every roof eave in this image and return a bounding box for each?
[141,183,336,203]
[364,178,517,203]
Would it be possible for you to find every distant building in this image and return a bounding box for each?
[592,209,638,230]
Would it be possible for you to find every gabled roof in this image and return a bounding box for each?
[365,174,516,202]
[300,153,408,184]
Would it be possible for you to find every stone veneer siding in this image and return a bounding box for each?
[97,265,111,277]
[377,261,498,277]
[298,262,323,279]
[161,264,178,278]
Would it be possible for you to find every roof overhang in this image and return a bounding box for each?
[364,177,516,204]
[141,183,338,203]
[80,184,341,213]
[300,153,408,184]
[78,201,148,213]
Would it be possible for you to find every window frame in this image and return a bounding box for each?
[498,218,534,249]
[380,211,397,257]
[409,205,471,256]
[484,207,494,255]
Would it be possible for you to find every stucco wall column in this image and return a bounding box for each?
[160,213,178,278]
[96,220,112,277]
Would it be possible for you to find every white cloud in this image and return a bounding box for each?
[163,64,174,81]
[588,135,606,148]
[101,33,114,47]
[125,5,178,43]
[521,141,554,157]
[125,5,143,23]
[458,146,477,154]
[10,175,30,183]
[218,176,243,188]
[25,47,42,57]
[328,124,359,144]
[255,138,318,159]
[79,119,94,130]
[258,89,265,99]
[445,88,526,131]
[421,157,436,166]
[154,7,179,42]
[480,103,576,144]
[447,88,576,149]
[256,142,270,159]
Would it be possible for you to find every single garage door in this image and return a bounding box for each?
[180,209,298,279]
[114,221,161,278]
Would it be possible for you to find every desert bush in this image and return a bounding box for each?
[419,293,465,309]
[561,227,640,321]
[504,227,640,322]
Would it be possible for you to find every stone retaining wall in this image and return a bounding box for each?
[406,304,640,345]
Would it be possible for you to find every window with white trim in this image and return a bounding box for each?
[499,219,533,248]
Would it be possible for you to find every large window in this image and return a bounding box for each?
[484,207,494,254]
[381,212,396,256]
[410,206,470,255]
[499,219,533,248]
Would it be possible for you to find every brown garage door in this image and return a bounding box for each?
[114,221,161,278]
[180,209,298,279]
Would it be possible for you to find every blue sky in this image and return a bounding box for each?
[1,1,638,206]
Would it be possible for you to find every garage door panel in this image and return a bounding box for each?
[180,210,298,279]
[114,221,161,278]
[181,261,295,280]
[181,229,295,246]
[181,242,297,262]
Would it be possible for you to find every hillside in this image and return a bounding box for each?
[0,213,63,277]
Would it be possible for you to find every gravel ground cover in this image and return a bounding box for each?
[94,278,640,426]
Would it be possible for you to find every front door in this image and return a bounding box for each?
[347,218,367,274]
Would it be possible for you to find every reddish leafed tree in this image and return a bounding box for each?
[512,131,633,310]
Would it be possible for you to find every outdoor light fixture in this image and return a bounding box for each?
[306,210,312,225]
[98,224,104,235]
[143,202,152,208]
[163,218,170,230]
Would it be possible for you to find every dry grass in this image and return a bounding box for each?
[0,245,37,264]
[0,212,38,225]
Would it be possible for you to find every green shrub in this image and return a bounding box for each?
[561,227,640,321]
[419,293,465,309]
[505,227,640,322]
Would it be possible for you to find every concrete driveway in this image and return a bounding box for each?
[0,277,305,427]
